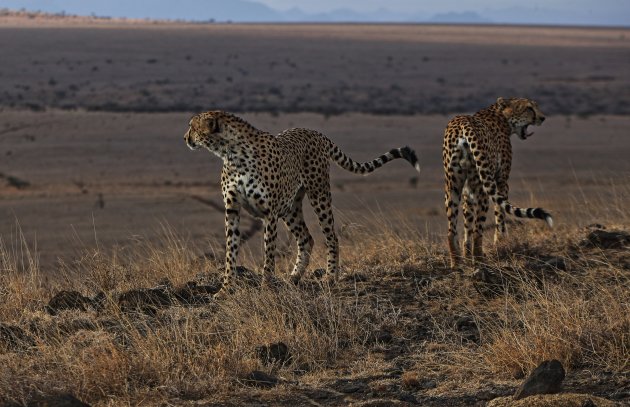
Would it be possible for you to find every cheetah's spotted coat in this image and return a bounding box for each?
[185,111,420,296]
[442,97,553,268]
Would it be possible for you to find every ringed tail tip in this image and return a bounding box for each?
[545,214,554,228]
[401,145,421,173]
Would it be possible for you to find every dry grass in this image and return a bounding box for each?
[0,192,629,405]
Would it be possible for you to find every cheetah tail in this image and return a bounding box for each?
[329,142,421,175]
[462,133,553,228]
[496,197,554,228]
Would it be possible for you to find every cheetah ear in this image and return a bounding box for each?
[497,97,513,117]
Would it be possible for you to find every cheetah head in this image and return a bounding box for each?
[497,97,546,140]
[185,111,229,154]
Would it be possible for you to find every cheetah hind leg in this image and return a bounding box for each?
[462,182,475,261]
[282,188,314,284]
[307,184,339,285]
[445,179,463,270]
[473,192,489,265]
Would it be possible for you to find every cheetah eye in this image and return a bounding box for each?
[526,106,536,117]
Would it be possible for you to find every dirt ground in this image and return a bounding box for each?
[0,19,629,271]
[1,109,629,271]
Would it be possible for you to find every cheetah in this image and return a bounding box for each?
[442,97,553,269]
[185,111,420,296]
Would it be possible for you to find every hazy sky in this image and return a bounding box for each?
[257,0,617,13]
[1,0,628,25]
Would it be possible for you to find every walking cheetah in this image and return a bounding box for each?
[442,97,553,268]
[185,111,421,296]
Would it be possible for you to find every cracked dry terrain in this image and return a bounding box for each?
[0,221,628,406]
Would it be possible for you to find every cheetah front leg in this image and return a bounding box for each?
[216,206,241,299]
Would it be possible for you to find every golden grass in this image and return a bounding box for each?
[0,188,629,405]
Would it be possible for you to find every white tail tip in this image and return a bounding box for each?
[545,215,554,228]
[415,163,421,173]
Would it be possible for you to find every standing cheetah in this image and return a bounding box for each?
[185,111,421,296]
[442,97,553,269]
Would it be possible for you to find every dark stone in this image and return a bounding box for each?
[27,394,92,406]
[90,291,107,311]
[373,329,394,344]
[235,266,262,287]
[398,392,417,403]
[332,379,368,394]
[581,399,596,407]
[58,318,98,336]
[582,229,630,249]
[455,316,480,343]
[0,323,35,352]
[256,341,292,366]
[543,256,567,270]
[242,370,279,388]
[513,359,565,400]
[420,379,437,389]
[46,290,94,315]
[118,286,171,314]
[173,281,220,305]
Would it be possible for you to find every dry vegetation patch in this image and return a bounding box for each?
[0,221,628,405]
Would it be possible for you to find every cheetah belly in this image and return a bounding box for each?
[235,173,268,219]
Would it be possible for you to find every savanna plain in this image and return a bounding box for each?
[0,12,629,406]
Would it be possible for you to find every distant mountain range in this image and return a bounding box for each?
[0,0,628,26]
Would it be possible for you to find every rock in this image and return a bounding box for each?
[471,267,507,297]
[514,359,565,400]
[420,379,437,389]
[90,291,107,311]
[118,286,172,314]
[46,290,94,315]
[374,328,394,344]
[0,323,35,352]
[224,266,261,287]
[332,379,368,394]
[57,318,98,336]
[543,256,568,270]
[488,393,620,407]
[173,281,220,305]
[455,315,480,343]
[526,256,568,272]
[256,341,292,366]
[26,394,92,406]
[241,370,279,388]
[581,229,630,249]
